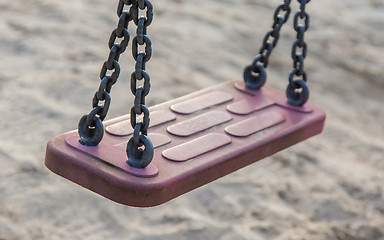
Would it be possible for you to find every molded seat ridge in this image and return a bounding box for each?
[45,80,326,207]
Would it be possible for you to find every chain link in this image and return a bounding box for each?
[286,0,310,106]
[244,0,311,106]
[78,0,154,168]
[126,0,154,169]
[244,0,292,90]
[77,0,310,169]
[78,0,133,146]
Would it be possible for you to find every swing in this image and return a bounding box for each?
[45,0,325,207]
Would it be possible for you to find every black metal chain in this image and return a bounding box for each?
[126,0,154,169]
[78,0,154,168]
[286,0,310,106]
[243,0,311,106]
[244,0,292,90]
[78,0,134,146]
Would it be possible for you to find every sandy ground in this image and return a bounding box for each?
[0,0,384,239]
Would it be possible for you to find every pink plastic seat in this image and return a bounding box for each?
[45,80,326,207]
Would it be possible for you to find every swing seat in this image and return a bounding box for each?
[45,80,325,207]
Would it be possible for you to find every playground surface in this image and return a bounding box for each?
[0,0,383,239]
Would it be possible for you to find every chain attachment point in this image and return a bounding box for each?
[286,0,311,106]
[286,79,309,106]
[126,0,154,169]
[126,135,154,169]
[78,114,104,146]
[79,0,133,146]
[244,0,292,90]
[243,64,267,90]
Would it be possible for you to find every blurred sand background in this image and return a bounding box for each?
[1,0,384,239]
